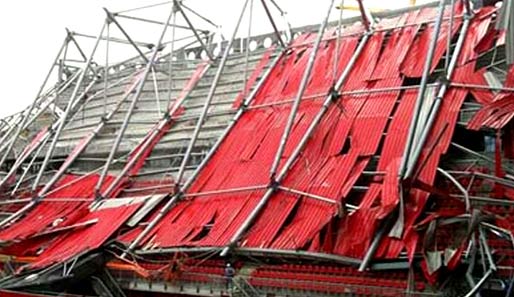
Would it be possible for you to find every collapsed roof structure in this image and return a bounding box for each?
[0,0,513,296]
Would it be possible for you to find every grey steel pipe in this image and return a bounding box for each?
[114,13,193,32]
[122,40,285,258]
[166,7,178,108]
[0,36,68,171]
[403,12,472,179]
[260,0,286,48]
[358,214,396,271]
[399,0,446,179]
[36,74,144,198]
[0,113,23,156]
[31,77,99,193]
[437,167,470,211]
[269,0,334,180]
[103,22,111,116]
[95,5,177,198]
[241,0,254,101]
[30,22,107,193]
[101,65,210,198]
[463,269,493,297]
[73,31,151,48]
[104,8,150,64]
[220,25,373,257]
[11,133,52,195]
[173,0,215,61]
[174,0,251,187]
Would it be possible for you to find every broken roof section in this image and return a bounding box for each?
[0,0,513,295]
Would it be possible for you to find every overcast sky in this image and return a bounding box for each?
[0,0,429,118]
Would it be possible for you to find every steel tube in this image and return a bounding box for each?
[260,0,286,48]
[11,132,51,195]
[437,167,470,211]
[404,14,472,179]
[123,36,284,258]
[173,0,214,61]
[114,13,194,32]
[220,25,372,257]
[103,22,110,116]
[115,1,172,14]
[463,269,493,297]
[67,29,88,62]
[95,6,177,198]
[0,113,23,156]
[184,185,268,198]
[399,0,446,179]
[269,0,335,179]
[104,8,150,63]
[0,37,68,171]
[151,66,163,117]
[241,0,254,101]
[278,185,358,210]
[101,64,210,198]
[37,74,144,198]
[32,77,99,194]
[174,0,251,187]
[166,8,177,108]
[73,31,151,48]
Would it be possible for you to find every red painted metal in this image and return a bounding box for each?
[28,201,142,269]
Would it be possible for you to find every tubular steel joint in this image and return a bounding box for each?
[268,179,280,190]
[329,86,341,102]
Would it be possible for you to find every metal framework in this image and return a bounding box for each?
[0,1,513,297]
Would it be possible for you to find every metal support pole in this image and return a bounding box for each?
[36,73,144,198]
[220,21,372,257]
[356,0,374,31]
[399,0,446,179]
[113,13,195,32]
[166,7,178,108]
[358,215,396,271]
[463,269,493,297]
[11,133,52,195]
[0,36,68,171]
[260,0,286,48]
[95,4,177,199]
[116,1,172,14]
[241,0,254,101]
[31,22,106,194]
[151,66,163,117]
[267,0,293,41]
[103,22,111,117]
[122,37,285,258]
[269,0,334,180]
[66,28,88,62]
[180,3,219,28]
[72,31,152,48]
[403,12,472,179]
[173,0,215,61]
[100,64,210,198]
[32,77,99,193]
[437,167,470,212]
[445,0,455,71]
[104,8,150,63]
[174,0,251,187]
[0,113,23,157]
[334,0,345,81]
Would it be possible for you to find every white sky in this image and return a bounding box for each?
[0,0,430,118]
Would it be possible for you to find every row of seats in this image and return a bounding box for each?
[259,264,410,280]
[249,276,405,296]
[252,269,408,289]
